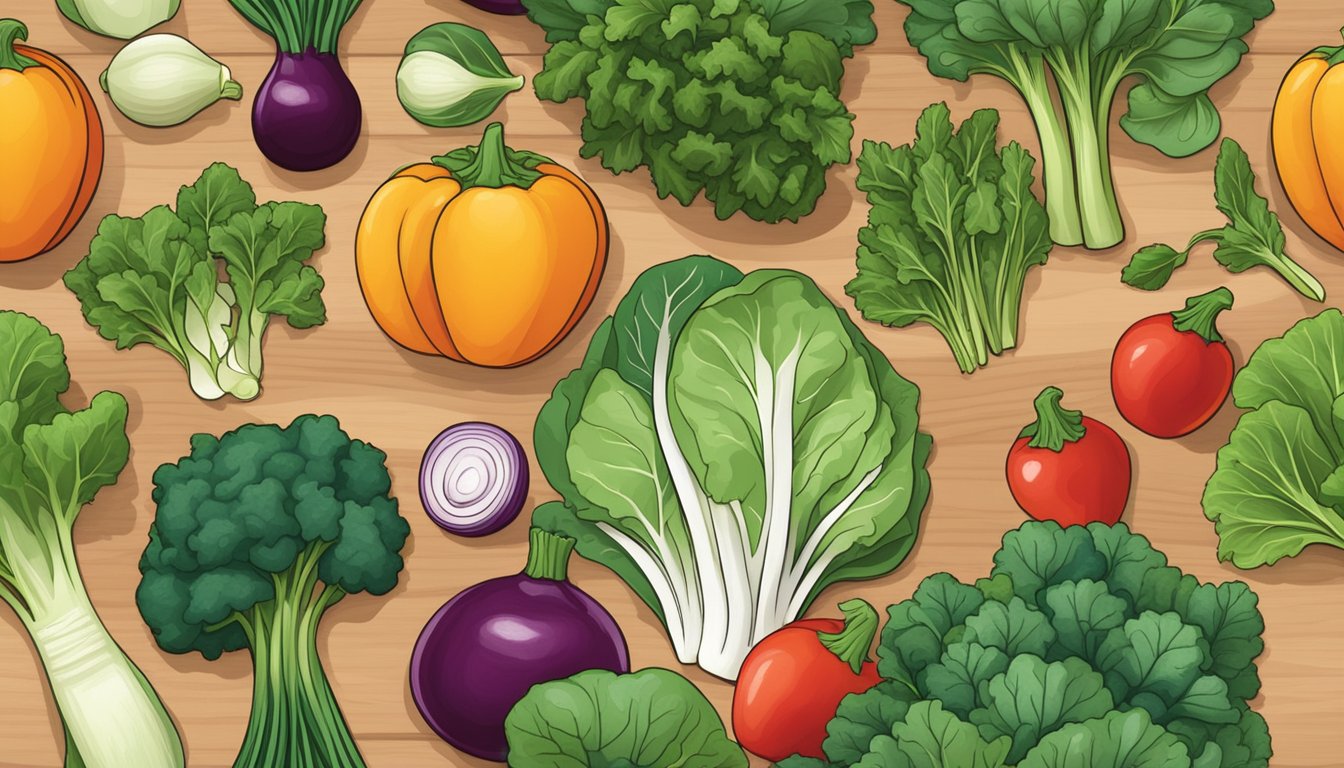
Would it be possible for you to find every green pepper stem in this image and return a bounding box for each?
[817,599,879,675]
[1022,387,1087,451]
[523,528,576,582]
[1171,287,1234,343]
[0,19,40,71]
[455,122,542,190]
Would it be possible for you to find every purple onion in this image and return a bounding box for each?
[460,0,528,14]
[410,528,629,761]
[420,422,527,537]
[252,49,361,172]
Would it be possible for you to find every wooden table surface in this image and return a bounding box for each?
[2,1,1342,766]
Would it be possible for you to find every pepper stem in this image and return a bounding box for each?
[523,527,576,582]
[817,599,879,675]
[0,19,40,71]
[452,122,544,190]
[1021,387,1087,451]
[1171,287,1234,343]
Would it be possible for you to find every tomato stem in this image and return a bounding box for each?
[816,599,878,675]
[522,528,575,582]
[1021,387,1087,451]
[0,19,40,72]
[1171,287,1234,344]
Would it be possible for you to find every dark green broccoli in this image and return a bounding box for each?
[137,414,410,768]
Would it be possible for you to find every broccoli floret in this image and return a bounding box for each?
[137,414,410,768]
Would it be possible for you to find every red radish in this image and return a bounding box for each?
[732,599,882,762]
[1111,287,1236,438]
[1006,387,1131,526]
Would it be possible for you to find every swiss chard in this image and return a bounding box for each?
[846,102,1052,373]
[898,0,1274,250]
[523,0,874,223]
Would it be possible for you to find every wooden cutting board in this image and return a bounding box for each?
[1,1,1340,765]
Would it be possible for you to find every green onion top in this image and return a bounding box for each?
[225,0,363,54]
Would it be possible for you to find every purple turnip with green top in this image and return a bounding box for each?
[226,0,365,171]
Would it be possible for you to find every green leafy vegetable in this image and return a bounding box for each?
[64,163,326,401]
[534,255,930,680]
[1122,139,1323,300]
[523,0,875,222]
[0,311,184,768]
[396,23,524,128]
[796,521,1271,767]
[898,0,1274,249]
[504,668,748,767]
[137,414,410,768]
[1202,309,1344,567]
[845,102,1052,373]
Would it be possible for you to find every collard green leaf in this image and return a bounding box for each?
[1202,401,1344,567]
[963,597,1055,658]
[1095,611,1205,707]
[920,642,1008,718]
[820,682,918,765]
[1230,309,1344,452]
[0,311,70,434]
[878,573,984,686]
[1087,522,1168,606]
[503,668,748,768]
[1043,579,1128,662]
[969,656,1115,764]
[991,521,1107,604]
[865,701,1011,768]
[1017,710,1191,768]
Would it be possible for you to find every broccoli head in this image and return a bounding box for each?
[137,414,409,768]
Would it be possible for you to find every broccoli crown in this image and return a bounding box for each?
[137,414,410,659]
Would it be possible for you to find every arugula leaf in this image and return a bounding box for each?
[1121,139,1322,299]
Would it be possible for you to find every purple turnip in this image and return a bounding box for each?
[225,0,365,171]
[253,50,361,172]
[409,527,628,761]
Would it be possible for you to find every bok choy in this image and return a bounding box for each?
[534,256,932,680]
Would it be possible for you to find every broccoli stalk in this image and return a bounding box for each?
[137,415,410,768]
[0,311,184,768]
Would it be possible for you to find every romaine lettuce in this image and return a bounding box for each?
[533,256,930,680]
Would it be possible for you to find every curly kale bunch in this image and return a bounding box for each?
[525,0,876,223]
[137,414,410,768]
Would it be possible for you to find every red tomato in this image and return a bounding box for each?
[1006,387,1131,526]
[1111,288,1235,438]
[733,603,882,762]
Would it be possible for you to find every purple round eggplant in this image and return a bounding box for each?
[253,49,361,172]
[460,0,528,14]
[409,528,628,761]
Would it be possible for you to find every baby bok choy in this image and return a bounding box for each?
[534,256,932,680]
[226,0,365,171]
[397,23,523,128]
[0,310,183,768]
[101,35,242,127]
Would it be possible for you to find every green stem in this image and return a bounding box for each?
[0,19,40,71]
[1171,287,1234,343]
[443,122,545,190]
[1272,256,1327,302]
[817,599,879,675]
[524,528,576,581]
[1009,54,1081,247]
[235,556,364,768]
[1022,387,1087,451]
[1325,27,1344,64]
[1058,74,1124,249]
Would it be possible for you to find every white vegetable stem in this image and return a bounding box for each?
[26,573,183,768]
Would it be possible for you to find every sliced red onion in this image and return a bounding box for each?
[420,422,528,536]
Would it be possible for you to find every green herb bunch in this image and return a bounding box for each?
[779,521,1271,768]
[524,0,876,223]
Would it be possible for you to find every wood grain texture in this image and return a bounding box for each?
[2,1,1342,766]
